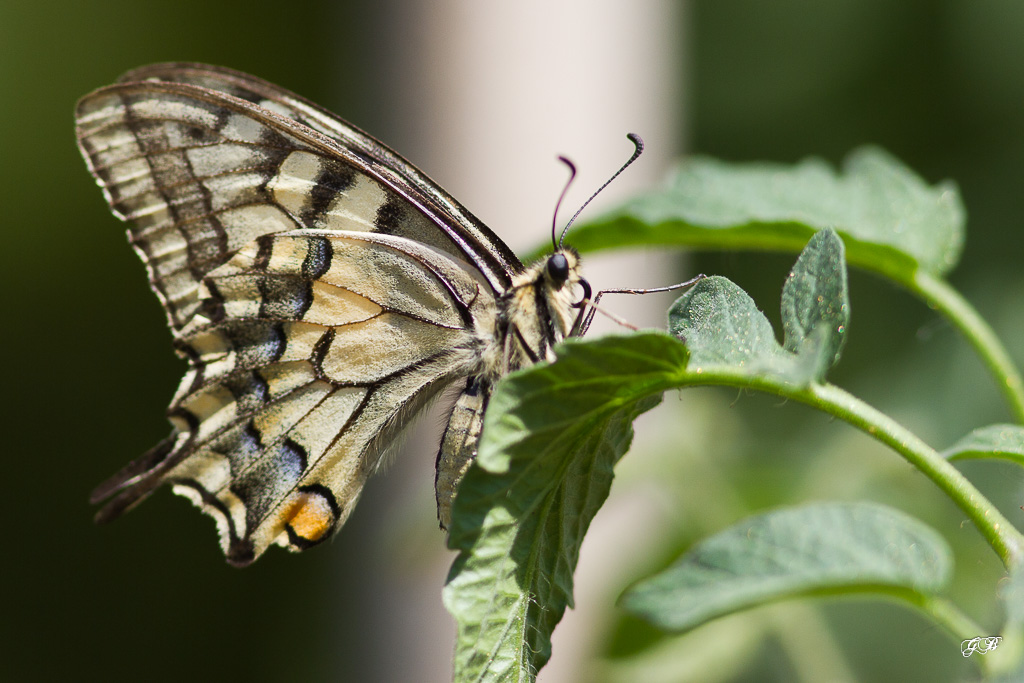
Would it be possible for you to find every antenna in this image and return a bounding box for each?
[551,156,577,251]
[558,133,644,248]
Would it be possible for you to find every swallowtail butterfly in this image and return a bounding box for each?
[77,63,628,566]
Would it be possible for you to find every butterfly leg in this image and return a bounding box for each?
[575,274,706,336]
[435,378,491,530]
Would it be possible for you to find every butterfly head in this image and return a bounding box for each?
[540,248,588,298]
[545,250,575,288]
[523,247,592,339]
[546,249,593,337]
[514,247,584,292]
[556,250,593,336]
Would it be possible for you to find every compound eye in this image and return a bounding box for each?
[546,253,570,286]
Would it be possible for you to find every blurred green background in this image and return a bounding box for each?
[6,1,1024,681]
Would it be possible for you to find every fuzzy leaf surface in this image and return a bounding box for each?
[565,146,964,281]
[619,502,952,632]
[444,334,688,682]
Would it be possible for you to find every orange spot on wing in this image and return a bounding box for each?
[284,492,334,542]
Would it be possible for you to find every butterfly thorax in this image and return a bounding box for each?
[482,248,586,380]
[435,248,586,529]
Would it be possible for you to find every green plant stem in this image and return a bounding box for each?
[769,604,859,683]
[676,372,1024,568]
[808,382,1024,568]
[913,271,1024,423]
[534,231,1024,421]
[919,595,987,644]
[916,596,992,675]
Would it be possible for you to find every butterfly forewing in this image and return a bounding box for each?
[114,63,522,286]
[76,65,517,331]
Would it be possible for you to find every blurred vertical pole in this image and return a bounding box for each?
[332,1,687,681]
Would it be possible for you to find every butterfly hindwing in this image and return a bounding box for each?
[92,230,494,565]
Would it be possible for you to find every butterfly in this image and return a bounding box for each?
[76,63,649,566]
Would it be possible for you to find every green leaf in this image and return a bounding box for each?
[943,424,1024,465]
[619,502,953,633]
[440,329,1019,679]
[668,276,820,386]
[780,228,850,370]
[565,146,964,282]
[668,230,849,385]
[667,276,801,380]
[443,333,688,682]
[547,146,1024,425]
